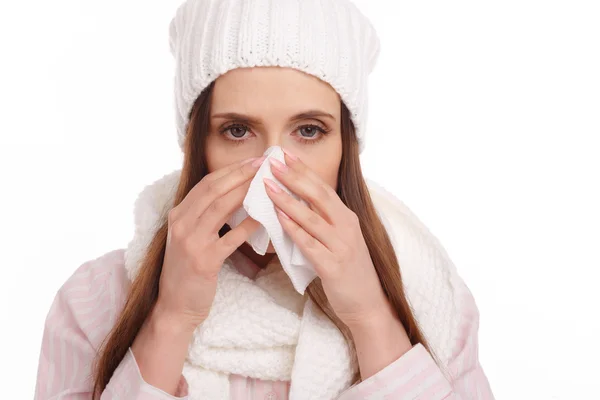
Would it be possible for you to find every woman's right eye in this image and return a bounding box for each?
[228,126,247,138]
[221,124,250,140]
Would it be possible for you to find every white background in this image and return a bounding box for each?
[1,0,599,398]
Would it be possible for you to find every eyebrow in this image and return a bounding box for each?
[211,110,336,125]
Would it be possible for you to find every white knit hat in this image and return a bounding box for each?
[168,0,380,153]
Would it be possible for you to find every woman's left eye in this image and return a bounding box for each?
[298,125,321,138]
[296,124,328,142]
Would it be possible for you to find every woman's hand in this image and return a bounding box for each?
[155,156,265,332]
[263,150,396,331]
[133,156,264,393]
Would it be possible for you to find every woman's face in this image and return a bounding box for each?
[206,67,343,253]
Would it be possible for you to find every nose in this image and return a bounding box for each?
[262,131,285,152]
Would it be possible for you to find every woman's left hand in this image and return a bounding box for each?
[264,150,396,331]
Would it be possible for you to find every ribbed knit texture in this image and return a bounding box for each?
[168,0,381,153]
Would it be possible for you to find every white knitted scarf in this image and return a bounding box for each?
[123,170,463,400]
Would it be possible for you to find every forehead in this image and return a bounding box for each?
[211,67,340,117]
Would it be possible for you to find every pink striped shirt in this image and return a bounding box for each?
[34,249,494,399]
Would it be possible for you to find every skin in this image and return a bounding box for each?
[132,67,411,395]
[206,66,342,261]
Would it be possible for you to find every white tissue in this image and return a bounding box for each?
[227,146,317,294]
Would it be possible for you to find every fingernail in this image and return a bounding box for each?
[263,178,282,193]
[241,157,259,165]
[269,158,288,173]
[282,147,298,161]
[252,156,266,168]
[276,207,291,220]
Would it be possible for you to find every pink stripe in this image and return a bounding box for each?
[342,344,429,398]
[420,379,453,399]
[386,362,443,396]
[384,363,451,399]
[229,374,248,399]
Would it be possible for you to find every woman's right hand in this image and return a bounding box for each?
[154,155,265,332]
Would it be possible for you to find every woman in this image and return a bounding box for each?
[34,0,494,399]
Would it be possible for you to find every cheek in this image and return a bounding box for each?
[205,132,265,172]
[205,134,237,172]
[293,133,342,188]
[325,163,340,189]
[306,157,340,189]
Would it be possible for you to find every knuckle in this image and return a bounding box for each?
[219,232,238,251]
[169,220,186,240]
[167,207,178,224]
[199,174,215,189]
[203,168,219,180]
[295,162,307,173]
[208,198,224,214]
[238,164,251,178]
[302,233,319,249]
[307,211,321,227]
[316,185,331,203]
[207,180,220,196]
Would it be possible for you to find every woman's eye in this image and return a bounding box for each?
[228,126,247,138]
[220,123,327,144]
[299,125,320,138]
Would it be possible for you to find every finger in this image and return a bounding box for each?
[215,216,261,260]
[176,156,264,216]
[282,148,335,192]
[274,207,333,278]
[178,156,266,223]
[195,179,251,233]
[264,178,345,253]
[268,156,345,224]
[204,156,261,184]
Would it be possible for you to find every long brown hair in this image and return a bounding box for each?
[92,80,433,397]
